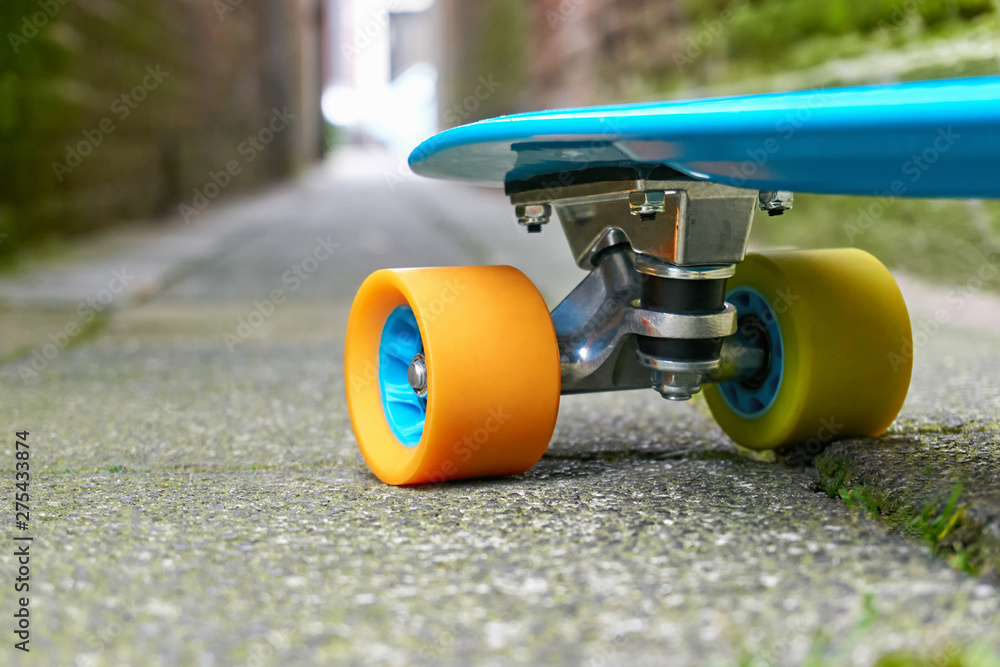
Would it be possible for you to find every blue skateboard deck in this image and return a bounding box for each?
[409,77,1000,198]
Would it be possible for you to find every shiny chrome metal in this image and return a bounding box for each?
[635,353,720,374]
[638,354,722,402]
[640,325,769,400]
[628,304,736,339]
[651,371,704,401]
[633,254,735,281]
[407,353,428,398]
[758,190,794,215]
[638,331,769,400]
[585,227,630,260]
[628,190,667,217]
[510,176,757,269]
[708,328,769,384]
[553,247,649,391]
[553,247,738,394]
[533,173,766,397]
[560,335,654,394]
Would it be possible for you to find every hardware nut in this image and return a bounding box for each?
[515,203,552,227]
[628,190,667,217]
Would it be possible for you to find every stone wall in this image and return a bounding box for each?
[437,0,687,120]
[0,0,321,261]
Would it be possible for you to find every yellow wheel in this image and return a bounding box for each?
[704,249,912,451]
[345,265,561,485]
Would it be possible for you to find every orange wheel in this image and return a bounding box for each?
[345,266,561,485]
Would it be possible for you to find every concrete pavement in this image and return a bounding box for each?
[2,148,1000,666]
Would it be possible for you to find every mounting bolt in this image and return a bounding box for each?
[758,191,794,216]
[515,203,551,230]
[628,190,667,219]
[407,353,427,398]
[651,370,703,401]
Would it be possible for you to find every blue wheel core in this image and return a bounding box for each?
[378,306,426,446]
[718,287,784,419]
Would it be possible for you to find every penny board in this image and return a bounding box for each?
[408,77,1000,198]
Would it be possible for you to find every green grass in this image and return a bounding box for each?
[838,487,881,519]
[750,196,1000,291]
[908,481,965,544]
[873,644,1000,667]
[802,593,880,667]
[829,479,979,575]
[0,233,74,275]
[675,0,997,81]
[740,593,1000,665]
[0,309,111,368]
[901,482,978,574]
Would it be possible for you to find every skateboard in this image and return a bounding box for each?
[345,76,1000,485]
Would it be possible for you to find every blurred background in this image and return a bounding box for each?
[2,0,999,280]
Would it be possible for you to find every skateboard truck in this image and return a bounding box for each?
[508,169,770,400]
[349,79,942,483]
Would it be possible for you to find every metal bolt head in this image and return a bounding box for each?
[758,190,794,216]
[628,190,667,218]
[407,353,427,397]
[515,203,552,228]
[652,370,703,401]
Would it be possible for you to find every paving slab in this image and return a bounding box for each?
[804,281,1000,579]
[2,148,1000,666]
